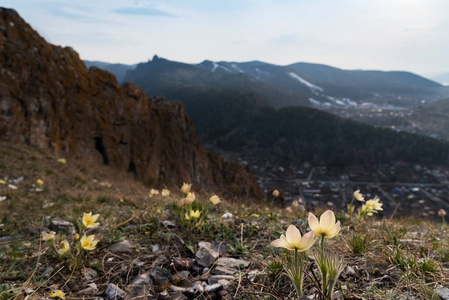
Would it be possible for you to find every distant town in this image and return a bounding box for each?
[238,154,449,218]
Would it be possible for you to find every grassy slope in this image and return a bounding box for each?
[0,141,448,299]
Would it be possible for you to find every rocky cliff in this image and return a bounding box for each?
[0,8,261,198]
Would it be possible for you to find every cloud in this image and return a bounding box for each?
[113,7,176,17]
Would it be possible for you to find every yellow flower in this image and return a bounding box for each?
[50,290,65,299]
[180,183,192,194]
[271,225,316,251]
[41,231,56,241]
[161,189,170,197]
[57,240,70,256]
[37,179,44,186]
[149,189,159,197]
[272,190,280,197]
[209,195,221,205]
[185,209,201,220]
[177,192,195,207]
[0,180,6,184]
[82,212,100,228]
[57,158,66,164]
[353,190,364,202]
[80,234,98,251]
[364,197,383,216]
[308,210,341,239]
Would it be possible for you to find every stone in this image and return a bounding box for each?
[205,283,223,293]
[198,241,211,248]
[344,266,355,276]
[211,241,228,255]
[49,219,75,234]
[106,284,126,300]
[77,283,98,296]
[208,275,235,285]
[332,290,344,300]
[130,273,152,286]
[195,246,219,268]
[247,269,261,282]
[126,273,152,300]
[0,235,25,243]
[214,257,250,269]
[162,220,176,228]
[172,257,195,270]
[150,267,173,285]
[171,291,188,300]
[211,266,236,276]
[106,240,136,254]
[435,286,449,300]
[82,268,99,281]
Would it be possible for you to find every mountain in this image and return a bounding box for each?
[85,56,449,111]
[84,60,136,83]
[116,56,449,168]
[197,60,448,108]
[123,56,310,108]
[0,7,261,198]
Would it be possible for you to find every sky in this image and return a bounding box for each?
[4,0,449,75]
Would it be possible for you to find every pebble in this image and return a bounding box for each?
[106,240,136,254]
[49,219,76,234]
[106,283,126,300]
[205,283,223,293]
[77,283,98,296]
[435,286,449,300]
[195,245,219,268]
[151,267,173,285]
[345,266,355,276]
[82,268,99,281]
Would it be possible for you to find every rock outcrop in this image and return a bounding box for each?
[0,8,261,198]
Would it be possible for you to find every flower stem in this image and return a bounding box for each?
[320,235,328,298]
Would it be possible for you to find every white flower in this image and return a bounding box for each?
[271,225,316,251]
[308,210,341,239]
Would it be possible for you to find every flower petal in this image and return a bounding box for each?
[308,212,320,232]
[271,238,291,249]
[325,221,341,238]
[297,231,317,251]
[285,225,301,245]
[320,210,336,231]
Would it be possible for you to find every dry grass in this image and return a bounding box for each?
[0,141,448,299]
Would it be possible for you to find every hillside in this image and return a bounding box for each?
[84,60,136,83]
[0,8,260,198]
[1,140,448,300]
[407,97,449,140]
[187,97,449,167]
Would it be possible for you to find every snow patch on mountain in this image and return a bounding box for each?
[212,62,219,72]
[288,72,324,92]
[309,98,321,105]
[231,64,245,73]
[212,62,232,73]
